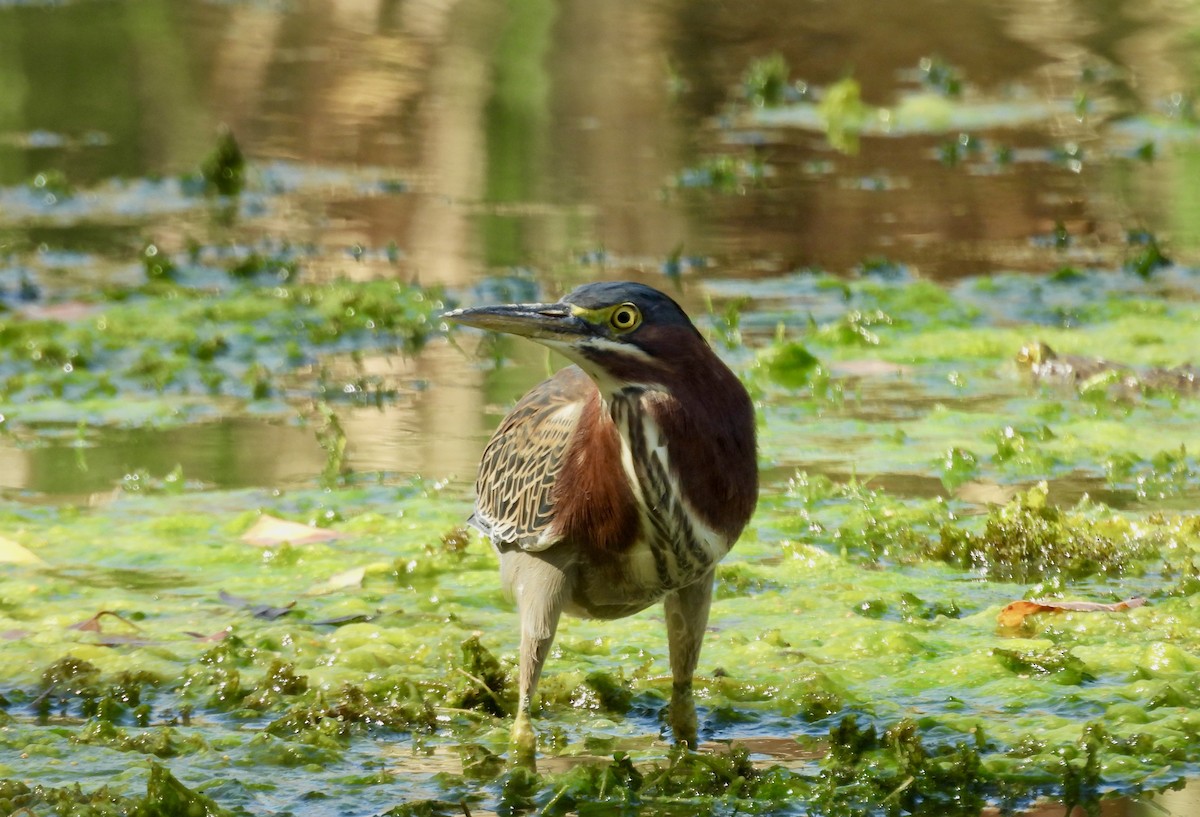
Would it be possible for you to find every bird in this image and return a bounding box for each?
[443,281,757,761]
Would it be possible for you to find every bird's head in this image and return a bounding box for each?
[443,281,712,395]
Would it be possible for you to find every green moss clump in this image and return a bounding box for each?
[993,648,1096,685]
[0,763,231,817]
[927,483,1152,582]
[40,655,102,691]
[452,636,510,716]
[576,671,633,714]
[72,720,208,758]
[757,341,821,388]
[742,53,791,108]
[35,660,163,725]
[265,683,436,739]
[817,309,893,347]
[715,563,779,599]
[142,762,232,817]
[241,660,309,711]
[200,127,245,197]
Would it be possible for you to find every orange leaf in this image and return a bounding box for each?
[998,597,1146,628]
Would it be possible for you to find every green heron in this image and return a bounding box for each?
[444,281,757,760]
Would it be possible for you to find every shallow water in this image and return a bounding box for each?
[2,0,1200,494]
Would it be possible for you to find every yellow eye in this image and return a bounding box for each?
[609,303,641,331]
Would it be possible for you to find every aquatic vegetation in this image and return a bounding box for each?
[755,340,821,387]
[0,274,442,434]
[4,154,1200,815]
[1,470,1197,812]
[198,127,246,198]
[675,154,769,192]
[1125,230,1171,279]
[0,764,230,817]
[27,170,73,202]
[1106,446,1200,500]
[742,53,794,108]
[818,77,867,154]
[916,56,964,98]
[938,446,980,490]
[927,482,1152,582]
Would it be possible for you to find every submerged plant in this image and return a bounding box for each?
[200,126,246,197]
[676,154,768,192]
[917,56,963,97]
[743,53,792,107]
[818,77,866,154]
[28,169,73,202]
[1124,229,1170,278]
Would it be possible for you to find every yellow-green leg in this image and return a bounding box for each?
[511,708,537,765]
[507,552,569,765]
[664,569,714,749]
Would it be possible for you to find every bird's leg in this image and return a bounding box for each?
[512,615,558,765]
[507,553,571,765]
[663,568,715,750]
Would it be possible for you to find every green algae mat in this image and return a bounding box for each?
[2,264,1200,816]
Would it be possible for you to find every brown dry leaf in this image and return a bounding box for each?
[241,514,343,547]
[69,610,144,633]
[998,597,1147,628]
[0,536,45,565]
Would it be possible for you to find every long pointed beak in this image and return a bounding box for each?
[442,302,591,341]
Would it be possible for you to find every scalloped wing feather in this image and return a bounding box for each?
[472,366,592,552]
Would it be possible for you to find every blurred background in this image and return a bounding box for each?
[2,0,1200,499]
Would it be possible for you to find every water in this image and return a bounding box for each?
[3,0,1200,496]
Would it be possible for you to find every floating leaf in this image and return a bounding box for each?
[998,597,1147,629]
[306,565,366,595]
[0,535,45,565]
[241,514,343,547]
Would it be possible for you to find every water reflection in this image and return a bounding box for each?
[2,0,1200,490]
[5,0,1198,280]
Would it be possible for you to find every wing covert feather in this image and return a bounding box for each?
[473,366,594,551]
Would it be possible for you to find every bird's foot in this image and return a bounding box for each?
[510,710,537,767]
[669,681,698,750]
